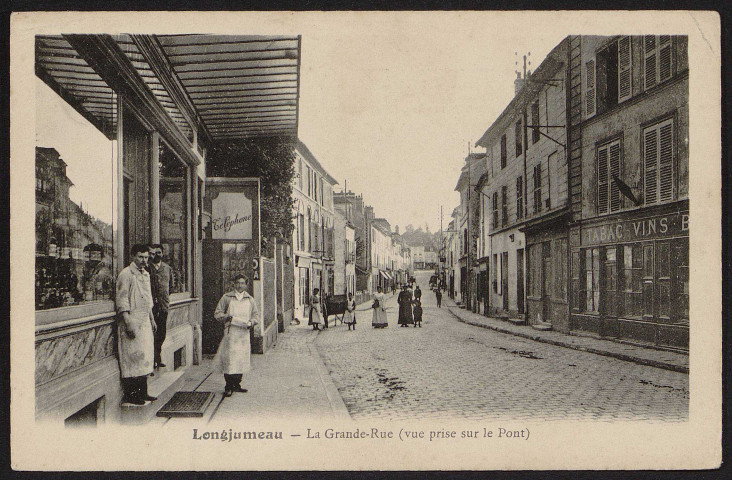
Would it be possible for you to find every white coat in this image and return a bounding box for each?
[115,263,155,378]
[213,290,260,374]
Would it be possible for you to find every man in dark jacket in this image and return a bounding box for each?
[148,244,173,369]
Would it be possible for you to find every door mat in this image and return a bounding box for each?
[156,391,215,418]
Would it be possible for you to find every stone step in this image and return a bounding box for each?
[531,322,553,331]
[120,371,185,425]
[506,317,526,326]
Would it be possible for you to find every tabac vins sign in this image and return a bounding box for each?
[211,191,253,240]
[583,211,689,246]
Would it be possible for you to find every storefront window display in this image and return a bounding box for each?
[35,77,116,311]
[159,142,189,294]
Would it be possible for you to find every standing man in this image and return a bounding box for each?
[435,287,442,308]
[414,285,422,302]
[116,244,157,406]
[148,244,172,369]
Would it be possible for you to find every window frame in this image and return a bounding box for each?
[596,137,623,215]
[500,134,507,169]
[642,116,675,206]
[516,175,524,221]
[515,120,523,158]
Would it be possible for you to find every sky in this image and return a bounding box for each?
[296,18,566,233]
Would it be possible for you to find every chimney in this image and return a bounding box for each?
[514,71,525,96]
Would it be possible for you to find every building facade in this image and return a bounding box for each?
[334,209,357,296]
[567,35,689,350]
[334,191,373,298]
[292,141,338,321]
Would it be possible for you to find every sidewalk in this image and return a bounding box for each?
[161,295,393,426]
[443,296,689,374]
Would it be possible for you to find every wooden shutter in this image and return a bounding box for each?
[585,59,596,117]
[659,35,673,83]
[644,127,658,204]
[659,120,674,202]
[597,145,609,214]
[644,35,657,90]
[618,36,632,102]
[609,142,621,211]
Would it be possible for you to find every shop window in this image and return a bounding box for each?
[672,239,689,325]
[622,244,643,318]
[35,77,116,311]
[584,248,600,313]
[500,134,507,169]
[644,35,673,91]
[597,140,622,214]
[643,118,674,205]
[516,176,524,221]
[553,238,568,301]
[656,241,671,320]
[571,250,581,311]
[515,120,523,157]
[603,247,618,316]
[159,142,189,294]
[298,267,309,308]
[642,244,654,319]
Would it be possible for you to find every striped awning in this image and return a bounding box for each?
[35,34,301,143]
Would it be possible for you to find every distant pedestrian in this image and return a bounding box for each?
[398,285,414,327]
[391,284,396,295]
[213,274,259,397]
[435,288,442,308]
[372,286,388,328]
[344,293,357,330]
[412,299,423,328]
[414,285,422,301]
[308,288,324,331]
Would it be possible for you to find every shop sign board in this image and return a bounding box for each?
[582,210,689,246]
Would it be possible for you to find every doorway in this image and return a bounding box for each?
[517,248,525,315]
[542,241,552,324]
[501,252,509,311]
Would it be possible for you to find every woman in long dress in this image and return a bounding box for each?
[398,285,414,327]
[344,293,357,330]
[214,274,259,397]
[308,288,324,331]
[371,286,388,328]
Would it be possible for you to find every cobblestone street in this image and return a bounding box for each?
[314,273,689,422]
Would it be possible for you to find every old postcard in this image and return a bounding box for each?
[9,10,721,471]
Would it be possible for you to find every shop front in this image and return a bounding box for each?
[488,228,526,319]
[569,201,689,350]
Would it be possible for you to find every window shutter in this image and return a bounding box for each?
[618,36,632,102]
[644,127,658,204]
[585,59,596,117]
[597,145,609,214]
[659,121,674,202]
[644,35,657,90]
[659,35,673,83]
[609,142,621,211]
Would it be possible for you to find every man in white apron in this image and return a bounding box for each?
[115,244,158,407]
[214,274,260,397]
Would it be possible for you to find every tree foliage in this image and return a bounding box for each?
[207,138,296,255]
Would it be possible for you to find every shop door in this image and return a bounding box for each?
[202,240,255,354]
[516,249,525,315]
[542,242,552,323]
[501,252,509,311]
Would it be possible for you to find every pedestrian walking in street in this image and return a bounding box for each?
[397,285,414,327]
[213,274,260,397]
[344,293,357,330]
[435,288,442,308]
[115,244,157,407]
[147,243,172,370]
[372,286,388,328]
[308,288,324,331]
[414,285,422,301]
[412,299,423,328]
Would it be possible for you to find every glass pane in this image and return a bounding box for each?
[159,142,188,293]
[657,241,670,278]
[658,280,671,318]
[35,74,116,310]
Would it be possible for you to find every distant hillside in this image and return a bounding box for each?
[397,224,441,251]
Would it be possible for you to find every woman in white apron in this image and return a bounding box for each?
[372,286,388,328]
[308,288,324,331]
[214,274,260,397]
[344,293,357,330]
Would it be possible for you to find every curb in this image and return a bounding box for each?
[308,342,353,421]
[445,305,689,374]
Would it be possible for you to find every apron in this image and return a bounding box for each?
[214,295,252,374]
[117,311,155,377]
[344,299,356,324]
[308,297,323,325]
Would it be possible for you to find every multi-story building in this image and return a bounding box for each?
[411,245,426,269]
[567,35,689,349]
[370,218,395,291]
[292,140,338,322]
[334,191,373,296]
[333,209,356,296]
[477,38,571,328]
[423,249,439,270]
[454,152,486,311]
